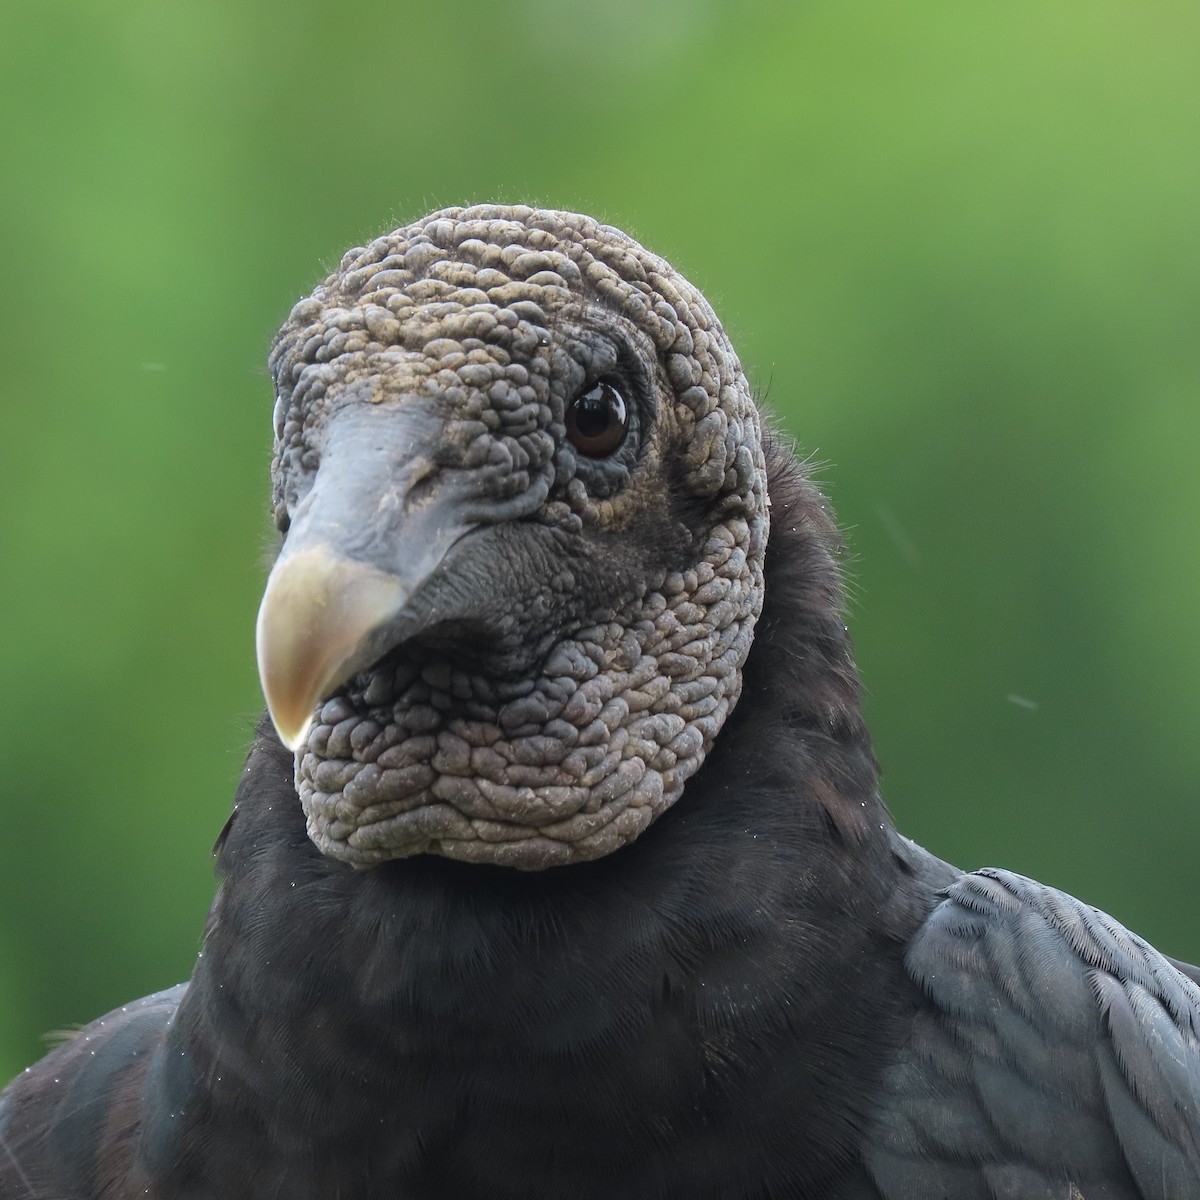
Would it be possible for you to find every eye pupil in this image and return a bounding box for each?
[574,393,610,437]
[565,380,629,457]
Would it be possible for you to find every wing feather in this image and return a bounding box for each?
[862,869,1200,1199]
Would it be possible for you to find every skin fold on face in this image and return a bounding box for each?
[257,205,769,869]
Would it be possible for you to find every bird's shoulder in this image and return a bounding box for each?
[0,984,184,1199]
[860,866,1200,1199]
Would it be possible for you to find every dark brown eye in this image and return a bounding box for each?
[565,380,629,457]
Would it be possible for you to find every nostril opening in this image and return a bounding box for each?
[405,461,440,509]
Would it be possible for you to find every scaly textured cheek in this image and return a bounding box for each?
[294,509,766,869]
[261,206,771,866]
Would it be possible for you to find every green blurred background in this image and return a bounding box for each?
[2,0,1198,1078]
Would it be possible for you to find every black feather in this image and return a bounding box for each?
[2,212,1197,1200]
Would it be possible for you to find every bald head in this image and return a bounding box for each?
[258,205,768,868]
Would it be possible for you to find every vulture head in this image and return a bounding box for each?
[257,205,770,869]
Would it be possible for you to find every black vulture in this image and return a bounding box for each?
[1,205,1197,1199]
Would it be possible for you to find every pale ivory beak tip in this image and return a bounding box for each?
[255,544,408,755]
[279,715,314,754]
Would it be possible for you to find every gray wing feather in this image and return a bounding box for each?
[862,869,1200,1200]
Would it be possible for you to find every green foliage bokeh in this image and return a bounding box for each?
[2,0,1198,1078]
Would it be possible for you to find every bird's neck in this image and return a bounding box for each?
[147,438,896,1194]
[717,430,885,842]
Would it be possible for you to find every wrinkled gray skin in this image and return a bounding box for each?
[5,207,1199,1200]
[268,205,768,868]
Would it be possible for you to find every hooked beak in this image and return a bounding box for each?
[256,547,408,749]
[255,405,477,750]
